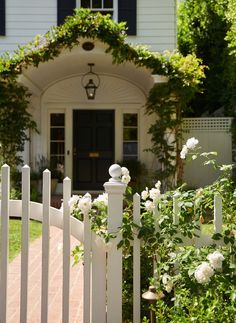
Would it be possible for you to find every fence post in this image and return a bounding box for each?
[173,192,181,225]
[104,164,126,323]
[214,193,222,234]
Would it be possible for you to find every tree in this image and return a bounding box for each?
[226,0,236,57]
[0,77,37,168]
[178,0,236,117]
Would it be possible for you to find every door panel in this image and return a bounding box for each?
[73,110,114,190]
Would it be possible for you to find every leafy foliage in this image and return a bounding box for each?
[71,143,236,322]
[0,78,37,168]
[226,0,236,57]
[178,0,236,117]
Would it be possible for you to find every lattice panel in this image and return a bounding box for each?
[182,118,232,131]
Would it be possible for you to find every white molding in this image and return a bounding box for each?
[152,74,169,84]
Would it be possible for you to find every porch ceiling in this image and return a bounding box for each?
[18,40,154,96]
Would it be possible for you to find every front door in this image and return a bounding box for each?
[73,110,115,190]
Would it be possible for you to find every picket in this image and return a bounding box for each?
[0,164,10,323]
[20,165,30,323]
[214,193,222,234]
[91,234,106,323]
[62,177,71,323]
[83,208,92,323]
[133,193,141,323]
[41,170,51,323]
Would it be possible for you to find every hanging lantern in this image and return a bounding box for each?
[81,63,100,100]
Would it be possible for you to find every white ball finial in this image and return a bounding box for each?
[109,164,122,182]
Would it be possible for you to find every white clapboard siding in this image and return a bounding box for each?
[132,0,176,51]
[0,0,57,54]
[0,0,176,54]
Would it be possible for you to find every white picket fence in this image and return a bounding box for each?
[0,164,225,323]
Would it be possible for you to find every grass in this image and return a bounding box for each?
[9,219,42,262]
[201,223,214,235]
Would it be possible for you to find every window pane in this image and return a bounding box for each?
[123,142,137,155]
[51,113,65,126]
[123,128,137,141]
[123,114,137,127]
[104,0,113,8]
[92,0,101,8]
[50,128,65,141]
[50,142,65,155]
[81,0,91,8]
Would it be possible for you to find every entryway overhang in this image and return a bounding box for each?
[18,39,162,100]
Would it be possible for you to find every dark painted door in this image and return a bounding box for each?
[73,110,115,190]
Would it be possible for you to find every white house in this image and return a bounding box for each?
[0,0,233,191]
[0,0,178,191]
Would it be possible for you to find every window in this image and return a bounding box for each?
[123,113,138,160]
[50,113,65,171]
[77,0,116,18]
[57,0,136,35]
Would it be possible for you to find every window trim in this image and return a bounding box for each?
[122,112,139,161]
[76,0,118,20]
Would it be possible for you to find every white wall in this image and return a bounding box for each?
[0,0,176,55]
[182,118,233,188]
[134,0,177,52]
[0,0,57,54]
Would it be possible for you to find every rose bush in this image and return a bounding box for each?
[70,140,235,322]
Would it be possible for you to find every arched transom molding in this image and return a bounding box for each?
[42,74,146,104]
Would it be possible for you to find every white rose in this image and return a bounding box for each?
[165,281,173,293]
[207,251,225,270]
[194,262,214,284]
[155,180,161,190]
[121,167,129,176]
[144,200,155,212]
[68,194,81,213]
[141,188,149,200]
[180,145,188,159]
[121,174,131,184]
[93,192,108,207]
[78,196,92,214]
[186,137,199,150]
[162,273,173,293]
[149,188,161,202]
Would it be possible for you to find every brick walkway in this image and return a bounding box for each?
[8,226,83,323]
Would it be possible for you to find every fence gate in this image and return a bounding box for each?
[0,164,134,323]
[0,164,226,323]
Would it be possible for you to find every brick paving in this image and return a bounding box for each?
[8,226,83,323]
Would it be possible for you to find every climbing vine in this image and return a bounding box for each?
[0,9,204,179]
